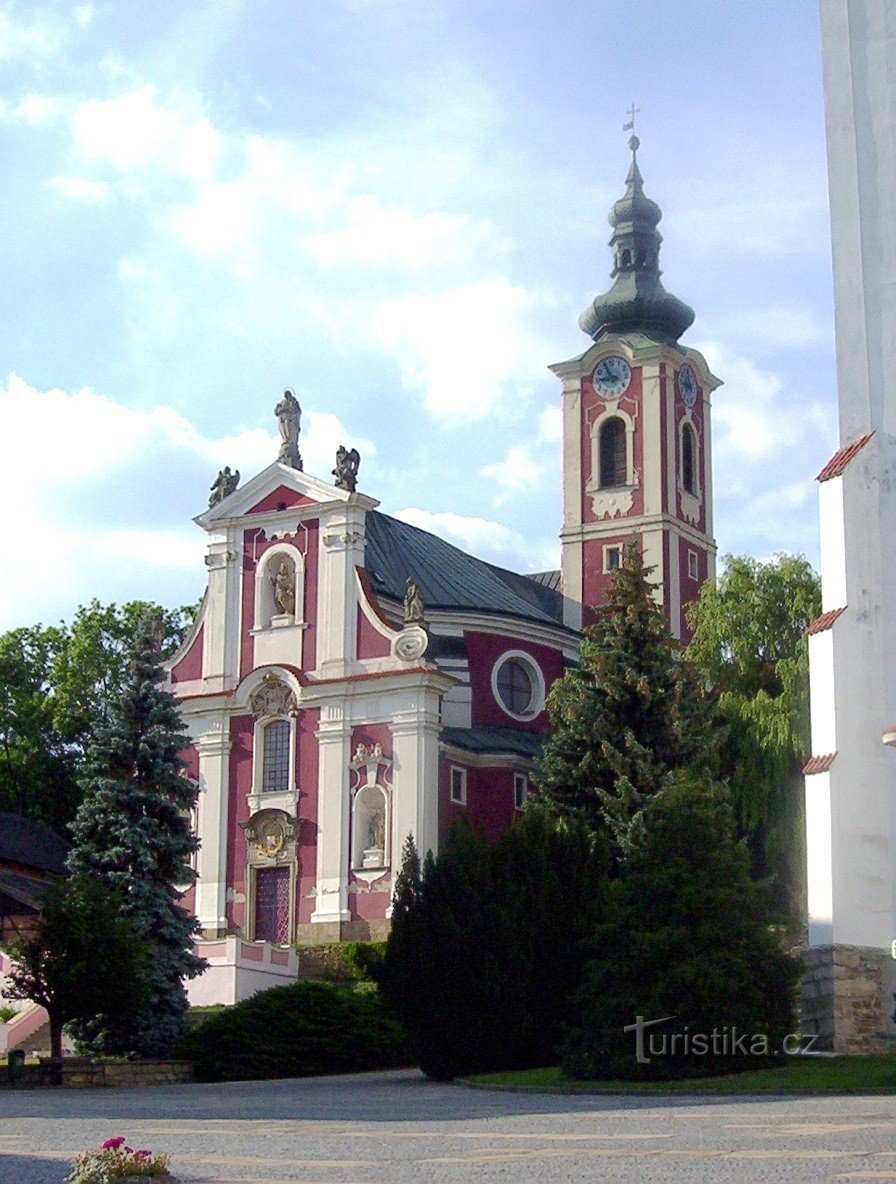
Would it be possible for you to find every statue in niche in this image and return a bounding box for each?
[404,578,424,624]
[271,561,296,616]
[209,466,240,507]
[332,445,360,492]
[367,805,385,853]
[275,389,303,470]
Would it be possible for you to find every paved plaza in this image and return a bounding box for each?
[2,1069,896,1184]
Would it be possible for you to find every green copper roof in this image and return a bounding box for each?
[579,136,695,346]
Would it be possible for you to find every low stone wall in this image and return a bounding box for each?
[802,944,896,1054]
[1,1059,193,1090]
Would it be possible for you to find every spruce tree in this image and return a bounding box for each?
[66,615,204,1057]
[537,541,714,854]
[563,772,800,1081]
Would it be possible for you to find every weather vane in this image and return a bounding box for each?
[623,102,640,133]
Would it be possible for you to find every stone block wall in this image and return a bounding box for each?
[802,944,896,1053]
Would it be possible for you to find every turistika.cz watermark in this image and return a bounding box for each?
[623,1015,820,1065]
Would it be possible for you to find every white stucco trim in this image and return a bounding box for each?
[490,649,546,722]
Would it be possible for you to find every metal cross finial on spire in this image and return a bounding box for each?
[623,102,640,133]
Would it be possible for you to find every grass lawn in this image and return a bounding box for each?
[467,1056,896,1095]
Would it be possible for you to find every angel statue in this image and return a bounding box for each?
[208,466,240,507]
[274,389,303,470]
[333,444,361,492]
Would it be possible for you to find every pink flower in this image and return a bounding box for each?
[135,1150,151,1159]
[101,1137,125,1150]
[124,1146,134,1154]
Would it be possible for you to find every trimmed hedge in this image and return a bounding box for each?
[177,980,410,1082]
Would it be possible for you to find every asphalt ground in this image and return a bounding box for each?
[2,1068,896,1184]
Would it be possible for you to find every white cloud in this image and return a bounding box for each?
[539,405,562,444]
[0,374,373,627]
[480,444,542,501]
[48,175,110,200]
[360,278,544,419]
[73,4,94,28]
[73,86,222,185]
[13,93,61,125]
[303,195,492,272]
[0,10,62,60]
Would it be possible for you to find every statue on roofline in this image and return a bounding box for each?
[275,388,303,470]
[333,444,360,492]
[209,466,240,507]
[404,578,424,625]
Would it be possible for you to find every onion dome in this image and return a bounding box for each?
[578,136,695,345]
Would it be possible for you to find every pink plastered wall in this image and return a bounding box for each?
[357,604,391,659]
[441,757,521,844]
[171,623,204,684]
[246,486,317,515]
[465,631,563,732]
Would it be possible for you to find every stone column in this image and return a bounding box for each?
[194,717,232,936]
[310,705,352,936]
[316,504,369,677]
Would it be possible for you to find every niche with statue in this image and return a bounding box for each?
[350,742,392,873]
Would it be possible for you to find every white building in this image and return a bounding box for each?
[803,0,896,1053]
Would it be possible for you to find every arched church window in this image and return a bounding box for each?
[682,423,697,495]
[599,417,627,488]
[262,719,290,793]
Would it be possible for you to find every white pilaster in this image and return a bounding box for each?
[316,503,367,676]
[202,536,241,693]
[310,707,352,925]
[194,717,232,935]
[390,692,442,864]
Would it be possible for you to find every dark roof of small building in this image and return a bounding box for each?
[364,511,566,628]
[0,813,69,875]
[441,726,543,759]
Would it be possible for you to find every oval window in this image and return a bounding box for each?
[492,652,545,720]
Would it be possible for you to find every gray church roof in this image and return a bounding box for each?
[364,511,566,628]
[441,726,543,758]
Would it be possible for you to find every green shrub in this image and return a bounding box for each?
[381,805,609,1080]
[562,772,801,1081]
[185,1004,228,1031]
[0,1005,18,1024]
[317,941,387,983]
[177,980,410,1082]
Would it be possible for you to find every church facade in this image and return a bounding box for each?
[166,139,721,1002]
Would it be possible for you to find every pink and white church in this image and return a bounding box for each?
[166,139,721,1003]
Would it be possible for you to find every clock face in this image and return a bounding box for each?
[679,364,698,408]
[593,356,631,399]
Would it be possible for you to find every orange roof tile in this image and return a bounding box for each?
[816,432,874,482]
[806,607,846,635]
[803,753,836,775]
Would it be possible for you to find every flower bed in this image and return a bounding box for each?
[65,1137,175,1182]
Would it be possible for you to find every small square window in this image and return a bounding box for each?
[450,766,467,805]
[604,545,622,574]
[514,772,528,811]
[688,550,699,580]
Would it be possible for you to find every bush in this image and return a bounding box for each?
[315,941,387,983]
[381,806,609,1080]
[562,772,801,1081]
[177,980,410,1082]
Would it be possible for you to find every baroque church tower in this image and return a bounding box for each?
[550,135,721,638]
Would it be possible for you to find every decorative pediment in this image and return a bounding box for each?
[194,461,379,530]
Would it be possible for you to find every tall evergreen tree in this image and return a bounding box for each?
[537,541,715,854]
[66,615,205,1057]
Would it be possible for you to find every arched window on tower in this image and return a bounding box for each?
[682,423,697,495]
[599,417,627,488]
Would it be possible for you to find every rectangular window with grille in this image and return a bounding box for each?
[514,772,528,811]
[262,719,291,793]
[450,766,467,805]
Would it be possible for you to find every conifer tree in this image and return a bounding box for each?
[537,541,714,855]
[66,615,204,1057]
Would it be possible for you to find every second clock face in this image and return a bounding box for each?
[679,364,698,407]
[593,356,631,399]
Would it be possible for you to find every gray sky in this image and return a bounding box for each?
[0,1,836,629]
